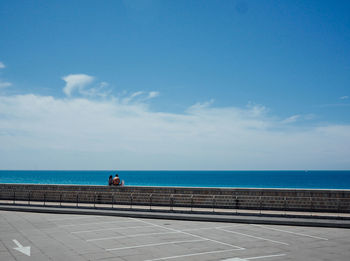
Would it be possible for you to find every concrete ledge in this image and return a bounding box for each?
[1,204,350,229]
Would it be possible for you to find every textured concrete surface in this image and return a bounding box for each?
[1,204,350,228]
[1,210,350,261]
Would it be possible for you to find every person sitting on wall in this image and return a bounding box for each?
[113,174,121,186]
[108,175,113,186]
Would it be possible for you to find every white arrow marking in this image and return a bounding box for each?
[13,239,31,256]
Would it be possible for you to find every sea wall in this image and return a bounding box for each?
[0,184,349,213]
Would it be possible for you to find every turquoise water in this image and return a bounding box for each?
[1,170,350,189]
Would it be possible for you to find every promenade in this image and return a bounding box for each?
[1,184,350,260]
[1,201,350,260]
[1,207,350,261]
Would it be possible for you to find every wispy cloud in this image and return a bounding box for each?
[0,81,12,88]
[147,91,159,99]
[122,91,159,104]
[0,62,11,88]
[0,75,349,169]
[62,74,114,98]
[79,83,111,98]
[1,91,349,170]
[62,74,95,96]
[340,96,349,100]
[282,115,300,124]
[130,91,144,99]
[246,102,268,117]
[187,99,215,112]
[281,114,315,124]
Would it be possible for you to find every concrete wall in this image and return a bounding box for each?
[1,184,349,213]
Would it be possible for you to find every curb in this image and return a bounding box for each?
[1,204,350,229]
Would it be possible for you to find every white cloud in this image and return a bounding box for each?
[1,93,349,170]
[80,83,111,98]
[62,74,94,96]
[0,62,11,88]
[282,115,300,124]
[130,91,144,98]
[282,114,315,124]
[147,91,159,99]
[99,81,109,88]
[0,81,12,88]
[121,91,144,104]
[340,96,349,100]
[122,91,160,104]
[187,99,215,112]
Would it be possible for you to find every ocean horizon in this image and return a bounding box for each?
[1,170,350,189]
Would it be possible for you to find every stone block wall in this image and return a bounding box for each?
[0,184,349,213]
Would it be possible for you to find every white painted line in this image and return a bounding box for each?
[180,224,242,232]
[144,249,241,261]
[180,227,227,232]
[88,224,244,243]
[217,228,289,246]
[221,253,286,261]
[48,216,99,222]
[71,225,155,234]
[251,224,328,241]
[221,257,247,261]
[131,218,245,250]
[13,239,31,257]
[87,231,181,242]
[106,239,206,251]
[247,253,286,259]
[59,220,133,227]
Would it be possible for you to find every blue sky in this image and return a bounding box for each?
[0,0,349,170]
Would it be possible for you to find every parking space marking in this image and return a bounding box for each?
[71,225,155,234]
[144,249,242,261]
[222,253,286,261]
[251,224,328,240]
[59,220,133,227]
[86,225,246,243]
[48,216,100,222]
[217,228,289,246]
[87,231,181,242]
[106,239,206,251]
[180,224,242,232]
[246,253,286,259]
[132,218,245,250]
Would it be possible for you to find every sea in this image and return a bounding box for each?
[1,170,350,189]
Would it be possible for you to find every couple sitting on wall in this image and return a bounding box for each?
[108,174,124,186]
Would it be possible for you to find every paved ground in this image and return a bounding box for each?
[1,210,350,261]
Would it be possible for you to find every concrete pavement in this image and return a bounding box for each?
[1,210,350,260]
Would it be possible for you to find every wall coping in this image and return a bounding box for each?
[1,183,350,192]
